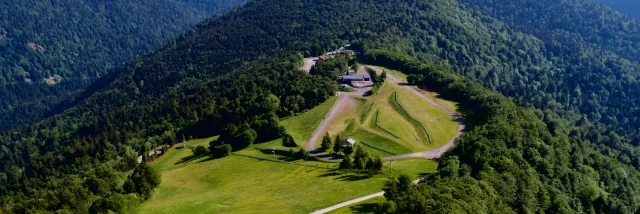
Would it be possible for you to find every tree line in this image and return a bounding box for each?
[365,50,640,213]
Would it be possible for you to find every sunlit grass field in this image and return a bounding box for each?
[138,137,436,214]
[281,96,339,146]
[138,65,457,213]
[326,67,459,155]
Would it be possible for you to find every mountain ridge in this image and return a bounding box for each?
[2,0,640,212]
[0,0,248,131]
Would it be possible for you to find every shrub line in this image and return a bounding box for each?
[375,111,400,138]
[393,92,433,144]
[360,141,397,155]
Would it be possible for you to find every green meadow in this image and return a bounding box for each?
[137,137,436,214]
[326,67,459,155]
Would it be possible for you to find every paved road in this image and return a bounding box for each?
[310,178,422,214]
[306,87,371,151]
[310,191,383,214]
[309,67,467,214]
[301,57,318,73]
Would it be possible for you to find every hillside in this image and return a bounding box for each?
[0,0,248,131]
[2,0,640,213]
[136,114,438,213]
[596,0,640,19]
[323,66,460,157]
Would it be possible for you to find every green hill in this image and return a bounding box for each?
[325,68,459,156]
[2,0,640,213]
[137,134,436,214]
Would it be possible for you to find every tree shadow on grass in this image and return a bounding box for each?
[196,156,218,163]
[337,174,372,181]
[175,154,206,165]
[317,169,373,181]
[318,171,341,177]
[349,202,379,213]
[256,148,299,161]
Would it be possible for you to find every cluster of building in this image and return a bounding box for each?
[317,50,356,61]
[136,140,187,164]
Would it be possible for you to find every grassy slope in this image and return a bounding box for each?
[138,138,436,214]
[327,70,459,155]
[280,96,339,146]
[138,67,457,213]
[373,66,458,113]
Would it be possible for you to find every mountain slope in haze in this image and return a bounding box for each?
[453,0,640,173]
[1,0,640,213]
[0,0,248,131]
[596,0,640,19]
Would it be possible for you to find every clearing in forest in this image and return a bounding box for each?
[325,66,460,156]
[137,136,436,214]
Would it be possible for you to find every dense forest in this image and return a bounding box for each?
[2,0,640,212]
[368,50,640,214]
[0,0,248,131]
[596,0,640,19]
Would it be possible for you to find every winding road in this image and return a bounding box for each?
[308,66,466,214]
[306,87,370,152]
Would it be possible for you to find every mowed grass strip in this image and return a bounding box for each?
[394,87,459,148]
[138,139,436,214]
[391,91,432,144]
[326,74,457,155]
[371,66,458,113]
[281,96,339,145]
[349,129,412,157]
[370,85,426,152]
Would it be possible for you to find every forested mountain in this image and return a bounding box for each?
[0,0,247,131]
[368,50,640,214]
[596,0,640,19]
[2,0,640,213]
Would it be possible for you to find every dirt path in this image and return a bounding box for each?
[310,191,384,214]
[306,88,369,151]
[310,178,422,214]
[366,66,465,160]
[309,67,468,214]
[301,57,318,73]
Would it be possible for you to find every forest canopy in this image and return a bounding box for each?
[0,0,248,131]
[2,0,640,213]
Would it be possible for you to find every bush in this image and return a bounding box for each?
[333,134,343,154]
[296,148,310,159]
[282,133,297,147]
[339,156,353,169]
[288,148,296,158]
[193,145,208,156]
[123,163,160,200]
[366,156,383,173]
[321,133,333,151]
[211,144,232,158]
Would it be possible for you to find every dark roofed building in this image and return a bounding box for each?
[339,75,371,82]
[319,55,331,61]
